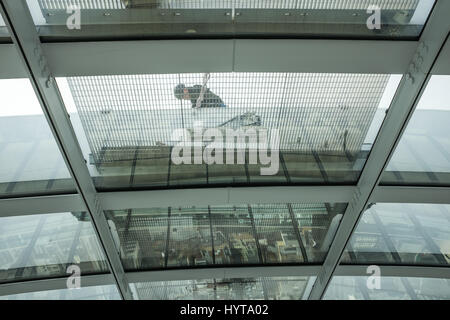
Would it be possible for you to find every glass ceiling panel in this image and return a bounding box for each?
[26,0,435,40]
[0,212,108,284]
[324,276,450,300]
[0,284,120,300]
[0,78,75,198]
[106,202,346,271]
[341,203,450,266]
[0,14,9,38]
[131,276,314,300]
[57,73,400,190]
[382,75,450,186]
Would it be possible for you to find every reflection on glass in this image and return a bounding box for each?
[210,205,259,265]
[324,276,450,300]
[131,276,314,300]
[0,285,120,300]
[26,0,434,39]
[342,203,450,266]
[0,212,108,283]
[107,203,345,271]
[57,73,400,190]
[167,207,212,267]
[0,14,8,37]
[106,208,168,270]
[0,79,75,197]
[383,75,450,186]
[252,204,304,263]
[293,203,346,262]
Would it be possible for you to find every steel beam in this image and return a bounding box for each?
[0,38,419,78]
[1,185,448,219]
[98,186,355,210]
[39,39,417,77]
[1,265,449,298]
[372,186,450,204]
[308,0,450,300]
[126,265,320,283]
[0,194,84,217]
[335,265,450,279]
[0,0,132,299]
[0,273,114,297]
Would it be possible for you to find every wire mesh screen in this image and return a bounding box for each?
[66,72,390,165]
[106,203,344,270]
[167,207,212,267]
[107,209,168,270]
[38,0,419,10]
[252,204,304,263]
[210,205,259,265]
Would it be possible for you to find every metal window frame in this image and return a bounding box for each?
[0,273,114,297]
[308,0,450,300]
[0,0,133,300]
[0,186,448,218]
[98,186,355,210]
[0,40,418,79]
[1,264,449,299]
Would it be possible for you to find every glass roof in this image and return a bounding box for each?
[0,78,75,198]
[0,14,8,38]
[382,75,450,186]
[342,203,450,266]
[57,73,400,190]
[131,276,314,300]
[0,284,120,300]
[106,203,346,271]
[0,0,448,302]
[324,276,450,300]
[25,0,435,40]
[0,212,108,284]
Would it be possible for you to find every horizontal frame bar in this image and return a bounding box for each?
[0,194,85,217]
[127,265,320,283]
[98,186,355,210]
[1,185,448,218]
[335,265,450,279]
[372,186,450,204]
[2,265,448,298]
[35,39,418,77]
[0,186,450,217]
[0,39,419,78]
[0,273,114,297]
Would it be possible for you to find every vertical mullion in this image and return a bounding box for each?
[164,207,171,268]
[287,203,309,263]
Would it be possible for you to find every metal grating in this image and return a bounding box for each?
[106,203,342,270]
[66,73,390,165]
